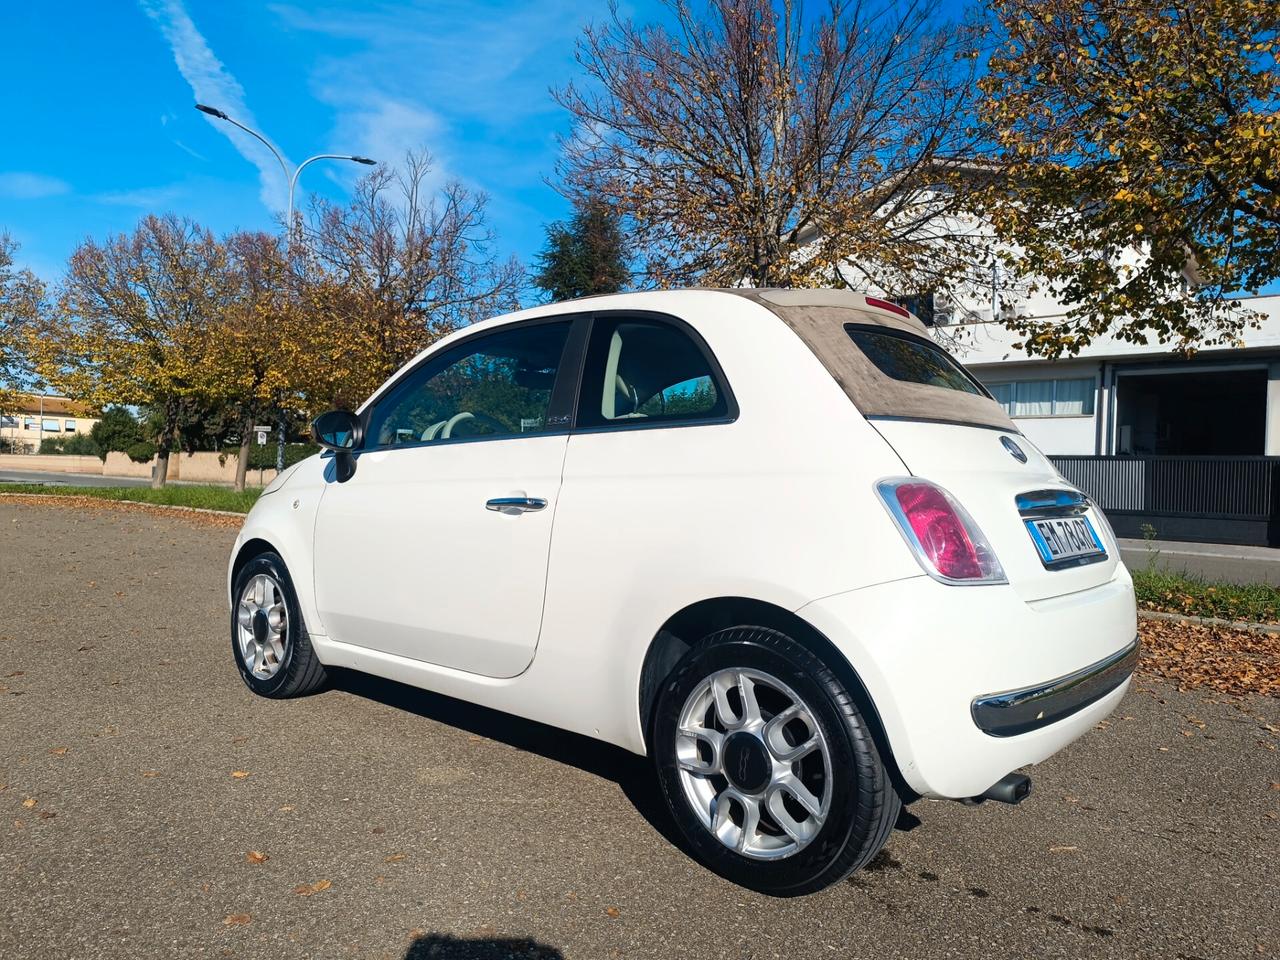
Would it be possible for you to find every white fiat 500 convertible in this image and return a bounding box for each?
[228,289,1137,895]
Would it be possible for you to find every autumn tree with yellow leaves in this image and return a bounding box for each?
[28,214,231,488]
[978,0,1280,357]
[210,231,295,491]
[555,0,983,292]
[0,234,45,414]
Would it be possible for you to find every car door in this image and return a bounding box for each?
[312,317,582,679]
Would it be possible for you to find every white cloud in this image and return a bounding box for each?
[93,185,185,208]
[0,172,71,200]
[323,93,443,180]
[269,1,588,183]
[139,0,290,211]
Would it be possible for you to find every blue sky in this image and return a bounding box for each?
[0,0,665,283]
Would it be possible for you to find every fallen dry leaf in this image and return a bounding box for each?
[605,906,621,918]
[38,811,56,820]
[142,771,158,778]
[223,914,252,926]
[1138,618,1280,698]
[1049,845,1079,853]
[246,851,269,865]
[384,853,405,863]
[278,804,295,812]
[231,771,250,779]
[1,494,243,529]
[294,879,332,896]
[48,747,68,756]
[22,798,36,809]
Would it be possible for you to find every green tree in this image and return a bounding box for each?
[978,0,1280,357]
[89,406,141,460]
[533,198,629,301]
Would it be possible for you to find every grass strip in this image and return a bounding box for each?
[0,483,261,514]
[1132,567,1280,625]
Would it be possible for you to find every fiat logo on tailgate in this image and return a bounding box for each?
[1001,436,1028,463]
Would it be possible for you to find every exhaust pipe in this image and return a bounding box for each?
[978,772,1032,805]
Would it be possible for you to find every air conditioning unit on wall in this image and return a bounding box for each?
[931,292,954,327]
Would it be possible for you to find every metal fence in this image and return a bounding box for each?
[1049,455,1280,546]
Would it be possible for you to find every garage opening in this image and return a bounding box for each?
[1115,369,1267,455]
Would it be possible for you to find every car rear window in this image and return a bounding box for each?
[845,325,985,396]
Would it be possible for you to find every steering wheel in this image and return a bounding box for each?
[440,411,509,439]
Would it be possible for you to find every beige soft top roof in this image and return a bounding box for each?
[725,289,1016,432]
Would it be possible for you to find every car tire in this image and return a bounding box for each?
[652,626,900,896]
[230,551,327,699]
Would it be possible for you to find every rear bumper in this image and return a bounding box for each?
[971,638,1139,737]
[796,568,1138,799]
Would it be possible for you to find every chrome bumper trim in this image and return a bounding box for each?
[971,638,1139,738]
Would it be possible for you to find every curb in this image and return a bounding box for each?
[1138,608,1280,636]
[0,492,247,519]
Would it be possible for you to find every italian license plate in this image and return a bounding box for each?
[1025,515,1106,566]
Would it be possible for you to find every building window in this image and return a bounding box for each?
[0,415,16,429]
[986,378,1096,417]
[42,418,60,432]
[64,419,76,432]
[24,418,37,431]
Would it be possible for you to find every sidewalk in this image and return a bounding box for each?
[1118,537,1280,586]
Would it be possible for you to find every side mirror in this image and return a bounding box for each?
[312,409,361,451]
[312,410,361,482]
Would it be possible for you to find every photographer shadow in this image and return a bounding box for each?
[404,933,562,959]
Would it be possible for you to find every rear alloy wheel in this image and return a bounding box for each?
[654,627,900,895]
[230,552,327,699]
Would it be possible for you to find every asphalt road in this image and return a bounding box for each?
[0,470,152,488]
[2,502,1277,960]
[1118,539,1280,588]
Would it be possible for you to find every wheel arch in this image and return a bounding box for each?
[231,537,279,593]
[637,596,914,801]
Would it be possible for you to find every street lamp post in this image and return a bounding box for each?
[288,154,376,242]
[193,104,375,471]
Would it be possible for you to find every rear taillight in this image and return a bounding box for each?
[877,478,1006,585]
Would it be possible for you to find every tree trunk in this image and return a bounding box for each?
[152,411,175,489]
[234,419,251,493]
[151,447,169,489]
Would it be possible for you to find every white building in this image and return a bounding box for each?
[830,177,1280,459]
[943,295,1280,457]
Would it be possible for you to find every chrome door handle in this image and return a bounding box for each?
[485,497,548,513]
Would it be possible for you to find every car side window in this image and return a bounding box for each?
[364,320,573,448]
[578,316,731,429]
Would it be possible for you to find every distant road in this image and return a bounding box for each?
[1118,537,1280,586]
[0,469,152,488]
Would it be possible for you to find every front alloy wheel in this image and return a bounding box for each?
[230,551,327,699]
[653,626,900,896]
[236,573,289,680]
